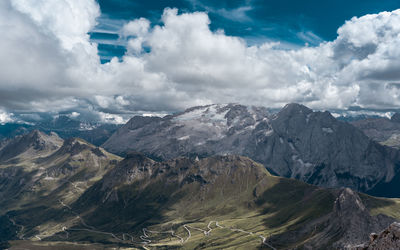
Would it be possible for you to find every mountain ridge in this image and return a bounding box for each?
[0,130,63,164]
[53,154,400,248]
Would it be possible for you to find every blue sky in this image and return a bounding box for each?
[92,0,400,62]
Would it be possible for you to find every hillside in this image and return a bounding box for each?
[3,154,394,249]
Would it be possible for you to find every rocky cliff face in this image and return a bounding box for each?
[103,103,400,196]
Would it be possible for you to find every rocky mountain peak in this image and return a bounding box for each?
[334,188,366,214]
[279,103,313,116]
[274,103,336,129]
[25,130,62,150]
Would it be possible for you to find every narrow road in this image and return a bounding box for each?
[58,199,143,245]
[183,225,192,242]
[140,228,184,244]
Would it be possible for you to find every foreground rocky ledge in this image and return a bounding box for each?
[352,222,400,250]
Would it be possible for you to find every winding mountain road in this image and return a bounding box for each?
[26,200,276,249]
[7,215,26,240]
[182,220,276,249]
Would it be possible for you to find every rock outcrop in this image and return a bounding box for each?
[352,222,400,250]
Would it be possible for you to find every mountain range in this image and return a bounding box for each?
[103,103,400,197]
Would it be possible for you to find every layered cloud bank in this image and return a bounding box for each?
[1,0,400,122]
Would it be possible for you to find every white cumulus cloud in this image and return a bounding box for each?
[0,1,400,121]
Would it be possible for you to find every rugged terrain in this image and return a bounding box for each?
[0,132,399,249]
[103,103,400,197]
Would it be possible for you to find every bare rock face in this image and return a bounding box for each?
[353,222,400,250]
[102,103,400,196]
